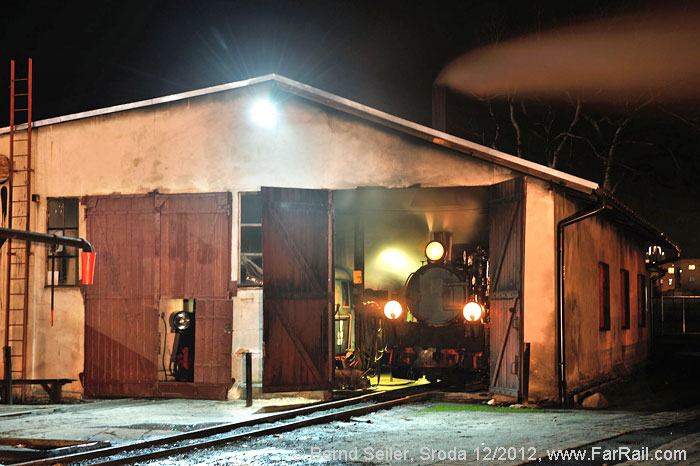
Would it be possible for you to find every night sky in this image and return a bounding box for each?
[2,0,698,255]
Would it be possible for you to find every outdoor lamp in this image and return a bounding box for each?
[250,99,277,127]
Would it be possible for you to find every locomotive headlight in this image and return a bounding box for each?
[425,241,445,262]
[384,300,403,320]
[169,311,191,332]
[463,301,484,322]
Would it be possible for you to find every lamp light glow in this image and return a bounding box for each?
[425,241,445,262]
[379,249,407,269]
[251,99,277,127]
[384,300,403,320]
[463,301,484,322]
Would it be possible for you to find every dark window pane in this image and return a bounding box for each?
[599,262,610,331]
[47,199,64,229]
[64,199,79,228]
[621,269,630,329]
[240,255,263,286]
[241,193,262,224]
[241,226,262,253]
[46,198,80,286]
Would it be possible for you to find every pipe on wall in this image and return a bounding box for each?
[556,201,608,405]
[0,227,93,252]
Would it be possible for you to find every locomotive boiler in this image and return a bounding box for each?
[381,239,489,383]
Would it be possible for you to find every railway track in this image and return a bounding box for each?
[12,384,437,466]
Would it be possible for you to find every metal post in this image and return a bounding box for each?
[661,295,665,334]
[245,352,252,407]
[682,297,686,334]
[3,346,12,405]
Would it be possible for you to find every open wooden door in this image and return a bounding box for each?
[262,187,333,393]
[489,178,526,400]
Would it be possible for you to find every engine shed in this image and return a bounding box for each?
[0,74,677,404]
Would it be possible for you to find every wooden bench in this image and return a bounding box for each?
[1,379,75,404]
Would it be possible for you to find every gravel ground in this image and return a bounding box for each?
[136,402,700,466]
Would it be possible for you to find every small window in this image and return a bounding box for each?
[689,264,696,271]
[239,192,262,287]
[599,262,610,331]
[637,274,647,328]
[46,198,79,286]
[690,276,696,282]
[335,280,350,310]
[621,269,630,330]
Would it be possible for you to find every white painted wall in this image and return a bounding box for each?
[522,178,557,400]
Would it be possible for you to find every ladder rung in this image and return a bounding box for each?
[8,308,26,311]
[13,92,29,97]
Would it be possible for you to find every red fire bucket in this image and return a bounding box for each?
[81,252,96,285]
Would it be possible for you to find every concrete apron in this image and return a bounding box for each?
[0,397,319,444]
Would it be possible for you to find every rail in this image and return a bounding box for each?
[12,384,437,466]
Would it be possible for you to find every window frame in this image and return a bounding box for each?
[637,274,647,328]
[599,262,611,331]
[46,197,80,287]
[238,191,263,288]
[621,268,630,330]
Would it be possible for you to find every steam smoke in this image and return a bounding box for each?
[437,7,700,102]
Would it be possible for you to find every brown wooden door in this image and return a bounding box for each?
[157,193,233,399]
[158,193,231,299]
[84,193,233,399]
[262,187,333,392]
[193,299,233,397]
[489,178,526,399]
[83,195,160,397]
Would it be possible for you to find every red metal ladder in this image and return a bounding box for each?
[4,59,33,385]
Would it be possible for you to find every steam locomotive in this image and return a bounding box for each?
[380,239,489,383]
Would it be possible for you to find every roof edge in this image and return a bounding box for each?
[596,189,681,254]
[0,73,599,195]
[0,74,278,134]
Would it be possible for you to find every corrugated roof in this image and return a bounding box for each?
[0,73,599,194]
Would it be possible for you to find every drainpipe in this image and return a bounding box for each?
[556,200,608,405]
